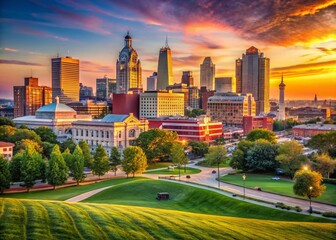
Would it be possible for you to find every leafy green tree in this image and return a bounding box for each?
[79,140,93,168]
[312,153,336,179]
[9,128,41,144]
[110,146,121,176]
[21,146,42,192]
[273,120,284,132]
[188,141,209,157]
[122,146,147,177]
[205,146,227,188]
[47,145,68,189]
[276,141,307,178]
[71,145,85,185]
[170,143,188,179]
[214,137,225,145]
[60,138,76,153]
[293,169,326,210]
[41,141,55,159]
[136,129,179,163]
[246,140,278,172]
[14,139,42,154]
[92,145,110,179]
[185,108,206,118]
[34,126,58,143]
[229,140,253,171]
[9,153,23,182]
[0,125,17,141]
[62,148,74,170]
[246,129,276,144]
[307,132,336,158]
[0,156,10,194]
[0,117,15,127]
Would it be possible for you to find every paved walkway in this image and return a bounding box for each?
[65,186,112,202]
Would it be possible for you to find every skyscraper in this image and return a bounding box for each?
[181,71,194,87]
[157,38,173,90]
[116,32,142,93]
[52,56,79,104]
[235,59,242,93]
[147,72,157,91]
[14,77,52,117]
[96,76,116,100]
[215,77,233,93]
[236,46,270,115]
[278,74,286,121]
[200,57,215,90]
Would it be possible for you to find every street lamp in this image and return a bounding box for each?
[303,165,309,171]
[242,173,246,200]
[309,186,313,215]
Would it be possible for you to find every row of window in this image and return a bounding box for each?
[74,129,137,138]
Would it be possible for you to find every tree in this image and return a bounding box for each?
[0,117,15,127]
[122,146,147,177]
[0,125,16,142]
[71,145,85,185]
[9,153,23,182]
[60,138,76,153]
[170,143,188,180]
[0,156,10,194]
[9,128,41,145]
[276,141,307,178]
[312,153,336,179]
[293,169,326,212]
[21,146,42,192]
[79,140,93,168]
[14,139,42,155]
[136,129,179,163]
[246,129,276,144]
[62,148,74,170]
[188,141,209,157]
[214,137,225,145]
[229,140,253,171]
[34,126,58,144]
[246,140,278,172]
[47,145,68,189]
[273,120,284,132]
[41,141,55,159]
[92,145,110,179]
[110,146,121,176]
[205,146,227,188]
[307,132,336,158]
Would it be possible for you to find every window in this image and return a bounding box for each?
[101,130,104,138]
[81,130,83,136]
[118,131,121,138]
[129,129,136,138]
[96,131,98,137]
[86,130,88,137]
[3,148,7,151]
[106,131,109,138]
[91,131,94,137]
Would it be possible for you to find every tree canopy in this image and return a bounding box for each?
[246,129,276,144]
[34,126,58,144]
[110,146,121,176]
[71,145,85,185]
[312,153,336,179]
[229,140,253,171]
[47,145,68,189]
[91,145,110,179]
[122,146,147,177]
[246,140,278,172]
[0,156,10,194]
[79,140,93,168]
[60,138,77,153]
[21,146,42,192]
[293,169,325,199]
[307,132,336,158]
[188,141,209,157]
[0,117,15,127]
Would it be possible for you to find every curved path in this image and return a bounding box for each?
[65,186,112,202]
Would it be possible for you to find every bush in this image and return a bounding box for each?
[322,178,336,185]
[293,206,302,212]
[275,202,301,212]
[322,212,336,218]
[275,202,286,209]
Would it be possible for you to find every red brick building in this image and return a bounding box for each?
[292,124,336,138]
[148,116,222,142]
[243,116,273,134]
[112,93,140,118]
[200,87,215,111]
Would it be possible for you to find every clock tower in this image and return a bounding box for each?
[116,32,142,93]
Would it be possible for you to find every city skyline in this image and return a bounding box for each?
[1,0,336,100]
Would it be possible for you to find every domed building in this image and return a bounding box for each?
[13,97,91,141]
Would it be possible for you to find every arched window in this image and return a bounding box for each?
[129,129,136,138]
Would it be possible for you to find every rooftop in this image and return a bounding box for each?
[293,124,336,131]
[36,102,76,113]
[0,141,15,147]
[101,114,130,123]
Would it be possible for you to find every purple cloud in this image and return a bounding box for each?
[0,59,44,66]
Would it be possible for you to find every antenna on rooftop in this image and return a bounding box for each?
[165,34,169,48]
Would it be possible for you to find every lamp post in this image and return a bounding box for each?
[309,186,313,215]
[242,174,246,200]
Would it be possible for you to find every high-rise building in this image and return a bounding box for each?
[79,83,93,100]
[157,38,173,90]
[278,74,286,121]
[181,71,194,87]
[52,56,80,104]
[235,59,242,93]
[116,32,142,93]
[96,76,116,100]
[236,46,270,115]
[13,77,52,117]
[200,57,215,90]
[147,72,157,91]
[215,77,233,93]
[188,86,200,109]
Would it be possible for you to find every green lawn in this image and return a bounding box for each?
[146,161,172,170]
[221,173,336,204]
[196,159,230,168]
[1,198,335,240]
[144,167,201,175]
[2,177,139,201]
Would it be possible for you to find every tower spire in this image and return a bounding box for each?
[281,72,284,84]
[165,34,169,48]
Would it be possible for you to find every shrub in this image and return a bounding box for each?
[293,206,302,212]
[322,212,336,218]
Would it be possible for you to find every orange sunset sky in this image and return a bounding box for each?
[0,0,335,100]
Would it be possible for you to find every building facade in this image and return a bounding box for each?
[68,100,110,118]
[207,92,256,127]
[278,75,286,121]
[147,72,157,91]
[235,59,242,93]
[236,46,270,115]
[200,57,215,90]
[200,86,215,111]
[79,83,93,100]
[52,56,80,104]
[181,71,194,87]
[188,86,200,109]
[116,32,142,94]
[0,142,15,160]
[288,107,330,121]
[96,76,116,101]
[72,114,148,154]
[112,93,140,118]
[139,91,184,118]
[13,77,52,117]
[243,116,273,134]
[292,124,336,138]
[157,40,173,90]
[215,77,234,93]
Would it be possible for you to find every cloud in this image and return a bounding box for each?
[1,48,19,52]
[18,27,69,41]
[0,59,44,66]
[81,60,114,73]
[316,47,336,54]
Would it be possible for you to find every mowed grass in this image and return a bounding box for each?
[1,198,335,240]
[83,178,332,223]
[221,173,336,204]
[146,161,172,170]
[144,167,201,175]
[196,159,230,168]
[2,177,139,201]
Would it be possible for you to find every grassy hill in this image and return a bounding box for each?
[1,198,335,240]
